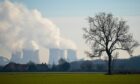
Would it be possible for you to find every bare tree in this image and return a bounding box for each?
[83,12,139,74]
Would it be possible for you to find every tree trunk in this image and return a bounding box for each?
[106,50,112,75]
[108,55,112,75]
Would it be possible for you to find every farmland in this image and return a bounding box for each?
[0,72,140,84]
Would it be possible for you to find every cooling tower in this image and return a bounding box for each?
[22,49,40,64]
[49,48,65,65]
[66,49,77,62]
[11,51,22,63]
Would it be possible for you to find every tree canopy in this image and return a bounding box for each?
[83,12,139,74]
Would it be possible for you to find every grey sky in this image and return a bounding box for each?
[0,0,140,63]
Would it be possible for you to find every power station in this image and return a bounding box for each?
[49,48,77,65]
[22,49,39,64]
[11,49,40,64]
[10,48,77,65]
[11,51,22,64]
[66,49,77,62]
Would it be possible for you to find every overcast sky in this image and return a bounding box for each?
[0,0,140,63]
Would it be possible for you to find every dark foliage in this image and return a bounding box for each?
[58,58,70,71]
[1,56,140,73]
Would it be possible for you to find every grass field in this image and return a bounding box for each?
[0,72,140,84]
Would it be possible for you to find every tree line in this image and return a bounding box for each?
[1,56,140,73]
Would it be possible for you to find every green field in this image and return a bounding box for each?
[0,72,140,84]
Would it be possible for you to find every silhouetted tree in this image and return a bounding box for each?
[58,58,70,71]
[3,62,17,71]
[51,64,58,71]
[36,63,49,71]
[27,61,37,72]
[80,60,93,71]
[83,12,139,74]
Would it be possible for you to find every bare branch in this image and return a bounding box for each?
[83,12,139,74]
[83,12,139,58]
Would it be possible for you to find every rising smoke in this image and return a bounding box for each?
[0,1,77,52]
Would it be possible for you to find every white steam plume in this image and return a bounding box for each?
[0,1,77,52]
